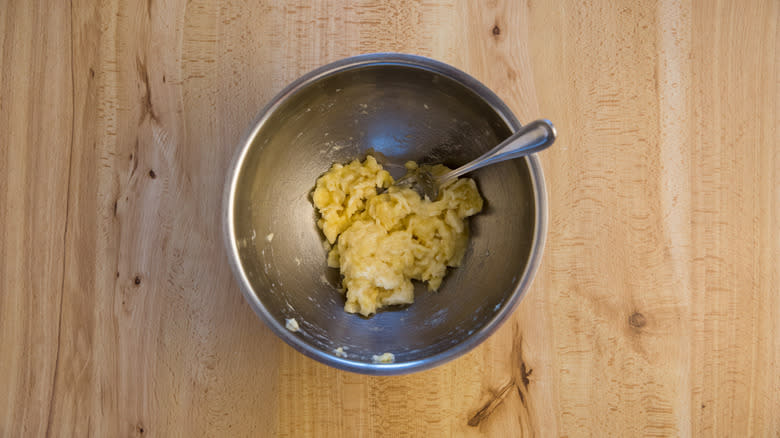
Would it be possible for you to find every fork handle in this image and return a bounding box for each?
[441,119,556,183]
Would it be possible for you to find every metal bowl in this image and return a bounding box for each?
[223,53,547,375]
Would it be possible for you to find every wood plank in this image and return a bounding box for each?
[0,2,73,436]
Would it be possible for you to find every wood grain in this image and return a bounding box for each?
[1,0,778,436]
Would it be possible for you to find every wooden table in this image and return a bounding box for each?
[2,1,778,436]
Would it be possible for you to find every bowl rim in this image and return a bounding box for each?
[223,52,548,375]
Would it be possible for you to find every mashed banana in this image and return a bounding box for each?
[312,156,483,316]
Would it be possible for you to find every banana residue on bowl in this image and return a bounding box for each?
[285,318,300,332]
[372,352,396,364]
[312,156,483,316]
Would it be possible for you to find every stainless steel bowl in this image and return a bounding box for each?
[223,53,547,375]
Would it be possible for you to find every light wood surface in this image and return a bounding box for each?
[1,1,778,436]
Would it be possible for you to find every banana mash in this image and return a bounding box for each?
[312,156,483,316]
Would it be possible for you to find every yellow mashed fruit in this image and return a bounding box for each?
[312,156,483,316]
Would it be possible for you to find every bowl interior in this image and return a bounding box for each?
[231,62,537,366]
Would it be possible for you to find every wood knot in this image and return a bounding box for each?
[148,169,156,179]
[492,25,501,36]
[134,276,142,286]
[520,363,533,388]
[628,312,646,328]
